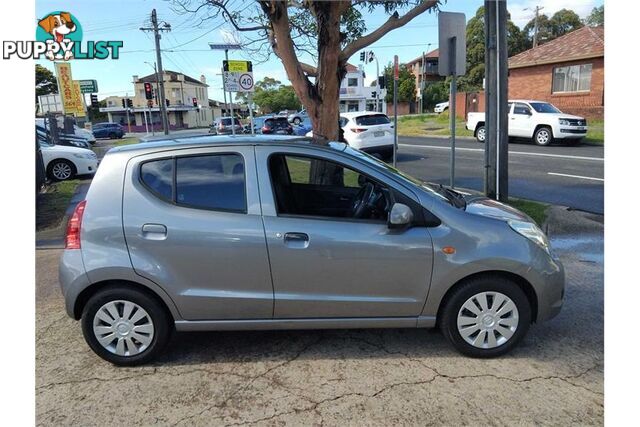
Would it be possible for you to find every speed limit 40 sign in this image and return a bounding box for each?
[223,60,254,92]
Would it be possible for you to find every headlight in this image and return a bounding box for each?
[508,220,551,253]
[73,153,95,159]
[558,119,570,126]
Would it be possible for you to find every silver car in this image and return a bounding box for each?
[59,135,564,365]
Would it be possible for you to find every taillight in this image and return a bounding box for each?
[65,200,86,249]
[350,128,367,133]
[262,126,271,133]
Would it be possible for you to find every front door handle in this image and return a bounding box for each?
[283,232,309,249]
[142,223,167,240]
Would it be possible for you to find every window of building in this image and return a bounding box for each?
[552,64,592,93]
[347,77,359,87]
[347,101,360,112]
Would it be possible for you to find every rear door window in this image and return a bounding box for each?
[354,114,390,126]
[176,154,246,212]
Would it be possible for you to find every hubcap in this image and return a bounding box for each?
[477,128,486,141]
[52,162,72,179]
[457,291,519,349]
[93,300,154,357]
[537,130,550,144]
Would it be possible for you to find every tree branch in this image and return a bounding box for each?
[340,0,439,60]
[207,0,269,32]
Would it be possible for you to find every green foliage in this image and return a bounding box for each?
[457,6,528,92]
[382,63,416,103]
[422,81,449,110]
[585,5,604,26]
[549,9,583,38]
[36,64,58,103]
[252,77,301,113]
[523,14,552,46]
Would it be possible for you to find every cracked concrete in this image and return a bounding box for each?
[36,210,603,426]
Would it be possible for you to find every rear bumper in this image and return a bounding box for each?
[360,144,394,155]
[59,249,91,318]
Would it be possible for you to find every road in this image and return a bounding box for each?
[397,136,604,214]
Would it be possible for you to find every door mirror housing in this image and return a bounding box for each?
[388,203,414,229]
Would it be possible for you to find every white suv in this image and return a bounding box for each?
[339,112,394,159]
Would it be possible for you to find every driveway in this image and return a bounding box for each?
[36,209,603,425]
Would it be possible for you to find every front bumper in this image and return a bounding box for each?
[557,126,587,138]
[75,158,98,175]
[530,254,565,322]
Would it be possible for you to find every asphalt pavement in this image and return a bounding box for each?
[397,136,604,214]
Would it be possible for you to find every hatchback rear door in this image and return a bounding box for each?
[122,145,274,321]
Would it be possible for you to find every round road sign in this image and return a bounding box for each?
[239,73,254,91]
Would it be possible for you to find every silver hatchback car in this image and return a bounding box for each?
[59,135,564,365]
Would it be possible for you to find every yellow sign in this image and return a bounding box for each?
[227,60,250,72]
[54,62,86,116]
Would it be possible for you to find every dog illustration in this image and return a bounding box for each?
[38,12,76,60]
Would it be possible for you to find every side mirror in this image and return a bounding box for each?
[388,203,414,229]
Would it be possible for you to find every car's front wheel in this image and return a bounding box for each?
[475,125,486,143]
[81,286,172,366]
[533,126,553,146]
[439,276,531,358]
[47,159,76,181]
[293,117,301,125]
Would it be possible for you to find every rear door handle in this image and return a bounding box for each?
[283,232,309,249]
[142,223,167,240]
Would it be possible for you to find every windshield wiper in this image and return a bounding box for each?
[437,184,467,209]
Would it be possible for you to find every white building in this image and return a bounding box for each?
[339,63,387,114]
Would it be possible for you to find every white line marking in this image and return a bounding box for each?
[547,172,604,181]
[398,143,604,162]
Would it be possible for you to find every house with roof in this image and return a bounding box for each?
[339,63,387,114]
[406,48,444,112]
[508,26,604,119]
[99,70,213,131]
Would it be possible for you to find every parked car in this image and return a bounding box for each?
[93,122,125,139]
[210,117,243,135]
[261,116,293,134]
[36,118,96,144]
[466,100,588,146]
[36,124,91,149]
[59,135,564,365]
[37,130,98,181]
[434,101,449,113]
[340,112,395,159]
[288,108,308,125]
[292,117,313,136]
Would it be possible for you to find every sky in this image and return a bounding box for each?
[35,0,603,102]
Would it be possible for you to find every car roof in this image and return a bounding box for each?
[109,134,346,157]
[340,111,388,118]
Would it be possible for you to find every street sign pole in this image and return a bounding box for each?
[449,36,457,189]
[248,92,255,135]
[125,92,131,135]
[225,49,236,136]
[393,55,398,167]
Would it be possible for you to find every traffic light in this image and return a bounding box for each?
[126,98,133,108]
[378,76,386,89]
[90,94,98,108]
[166,98,170,107]
[121,98,126,108]
[192,97,198,107]
[144,82,153,100]
[360,51,365,62]
[368,51,375,63]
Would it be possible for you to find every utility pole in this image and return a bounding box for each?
[527,5,544,48]
[484,0,509,201]
[140,9,171,135]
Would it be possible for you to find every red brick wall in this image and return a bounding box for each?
[386,101,414,116]
[508,57,604,119]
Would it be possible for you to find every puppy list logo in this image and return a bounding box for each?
[2,11,123,60]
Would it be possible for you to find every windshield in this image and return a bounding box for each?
[529,102,562,113]
[332,143,460,206]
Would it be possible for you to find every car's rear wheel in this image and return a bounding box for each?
[475,125,486,143]
[47,159,76,181]
[533,126,553,146]
[81,286,172,366]
[439,276,531,358]
[109,132,117,139]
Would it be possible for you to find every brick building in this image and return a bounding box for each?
[405,48,444,112]
[508,26,604,119]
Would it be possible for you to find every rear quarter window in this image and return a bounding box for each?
[141,159,173,200]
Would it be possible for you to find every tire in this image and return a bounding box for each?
[533,126,553,146]
[439,276,531,358]
[293,117,301,125]
[47,159,76,181]
[81,286,172,366]
[475,125,486,143]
